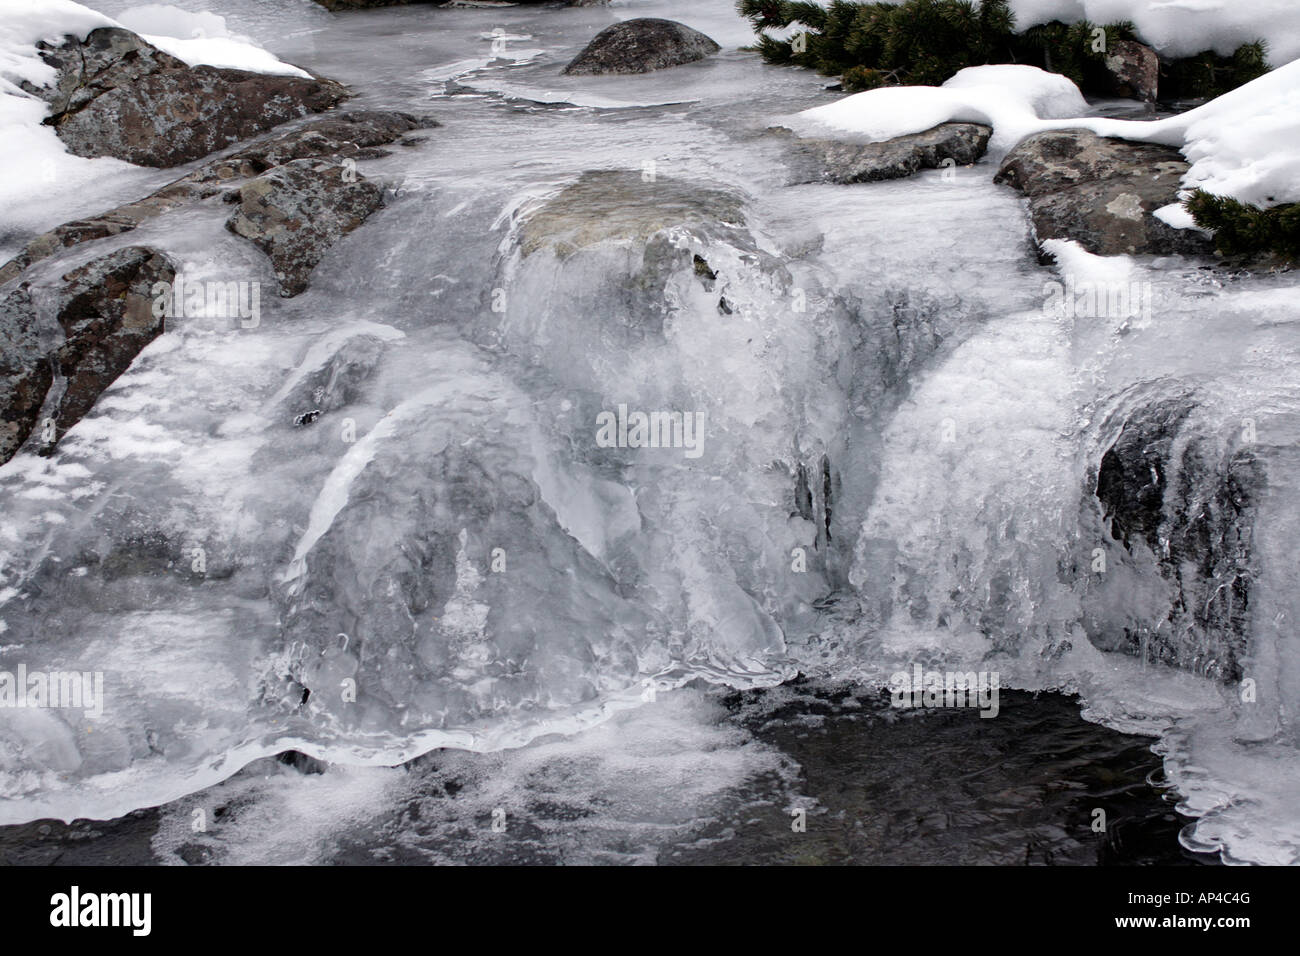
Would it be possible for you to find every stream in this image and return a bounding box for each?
[0,0,1295,865]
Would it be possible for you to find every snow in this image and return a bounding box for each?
[139,33,309,77]
[791,65,1089,151]
[112,4,229,40]
[792,58,1300,214]
[1060,58,1300,208]
[1151,61,1300,207]
[0,0,112,215]
[113,4,310,77]
[0,2,117,82]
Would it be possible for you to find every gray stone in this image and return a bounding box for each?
[30,27,348,168]
[996,129,1213,257]
[563,18,720,76]
[778,122,992,185]
[227,159,386,297]
[0,289,55,465]
[1102,39,1159,102]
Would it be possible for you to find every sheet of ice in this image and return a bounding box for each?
[114,4,227,37]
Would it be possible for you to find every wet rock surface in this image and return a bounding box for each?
[778,122,992,185]
[996,129,1213,257]
[0,292,53,466]
[29,28,348,168]
[226,158,387,297]
[563,18,720,76]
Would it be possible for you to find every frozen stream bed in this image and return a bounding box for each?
[0,0,1296,865]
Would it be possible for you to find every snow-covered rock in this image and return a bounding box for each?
[0,0,334,233]
[792,58,1300,218]
[791,65,1089,153]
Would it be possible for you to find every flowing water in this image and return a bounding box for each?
[0,0,1296,864]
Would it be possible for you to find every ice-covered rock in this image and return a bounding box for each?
[0,246,176,464]
[1085,392,1259,681]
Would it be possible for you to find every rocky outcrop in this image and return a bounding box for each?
[0,111,432,287]
[29,27,347,168]
[563,18,720,76]
[0,247,176,465]
[778,123,991,185]
[1102,39,1159,102]
[227,159,386,297]
[995,129,1213,257]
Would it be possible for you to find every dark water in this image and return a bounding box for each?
[0,684,1214,866]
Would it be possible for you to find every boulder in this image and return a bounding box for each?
[227,159,386,297]
[779,122,991,185]
[0,247,176,465]
[0,111,433,287]
[29,27,347,168]
[995,129,1213,257]
[515,169,746,259]
[1102,39,1159,102]
[563,18,720,76]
